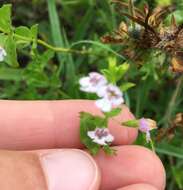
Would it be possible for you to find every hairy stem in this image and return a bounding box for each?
[0,28,100,57]
[162,75,183,126]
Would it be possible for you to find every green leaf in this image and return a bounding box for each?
[108,56,117,71]
[0,67,23,81]
[47,0,65,71]
[80,112,107,128]
[104,108,121,118]
[122,119,139,128]
[172,166,183,189]
[79,112,110,155]
[22,50,55,88]
[120,82,135,92]
[0,4,12,33]
[0,33,7,46]
[23,70,49,88]
[103,145,117,156]
[117,63,130,78]
[31,24,38,40]
[102,59,130,83]
[80,112,101,155]
[156,143,183,159]
[5,35,19,67]
[39,50,55,67]
[15,26,32,39]
[15,25,38,50]
[15,26,32,47]
[31,24,38,50]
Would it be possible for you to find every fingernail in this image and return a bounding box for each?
[40,149,100,190]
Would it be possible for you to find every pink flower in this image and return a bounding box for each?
[87,128,114,145]
[79,72,107,93]
[95,84,124,112]
[139,118,157,142]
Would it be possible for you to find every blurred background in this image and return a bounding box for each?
[0,0,183,189]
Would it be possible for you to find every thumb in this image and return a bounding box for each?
[0,149,100,190]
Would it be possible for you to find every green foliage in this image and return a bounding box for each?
[0,1,182,188]
[5,36,18,67]
[102,57,130,83]
[102,57,135,91]
[0,4,12,33]
[122,119,139,128]
[104,107,122,118]
[79,112,115,155]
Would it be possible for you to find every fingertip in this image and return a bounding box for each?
[94,145,166,190]
[116,183,159,190]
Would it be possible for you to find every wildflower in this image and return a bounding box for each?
[139,118,157,142]
[87,128,114,145]
[0,47,7,62]
[79,72,107,93]
[122,118,157,143]
[95,84,124,112]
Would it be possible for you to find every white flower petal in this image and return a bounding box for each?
[95,98,112,112]
[146,131,151,143]
[87,128,114,146]
[96,86,107,97]
[93,138,107,145]
[89,72,107,85]
[79,77,90,87]
[79,72,107,93]
[87,131,96,139]
[111,97,124,106]
[0,47,7,62]
[107,84,122,95]
[105,134,114,143]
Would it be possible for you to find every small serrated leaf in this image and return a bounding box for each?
[120,82,135,91]
[103,145,117,156]
[15,26,32,39]
[122,119,139,128]
[104,108,122,118]
[5,35,19,67]
[0,4,12,33]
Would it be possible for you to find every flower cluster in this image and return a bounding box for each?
[79,72,157,153]
[79,72,124,112]
[0,47,7,62]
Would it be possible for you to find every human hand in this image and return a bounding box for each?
[0,100,165,190]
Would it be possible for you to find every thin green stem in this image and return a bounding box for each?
[162,75,183,126]
[150,139,155,153]
[37,39,91,55]
[0,28,100,56]
[13,33,93,55]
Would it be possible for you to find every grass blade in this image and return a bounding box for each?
[47,0,65,71]
[156,143,183,159]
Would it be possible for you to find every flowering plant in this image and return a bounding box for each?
[79,58,157,155]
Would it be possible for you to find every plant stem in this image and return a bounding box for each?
[0,28,98,56]
[37,38,91,55]
[14,33,93,55]
[150,139,155,153]
[162,75,183,126]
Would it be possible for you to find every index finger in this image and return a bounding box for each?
[0,100,137,150]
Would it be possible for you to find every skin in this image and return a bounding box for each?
[0,100,166,190]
